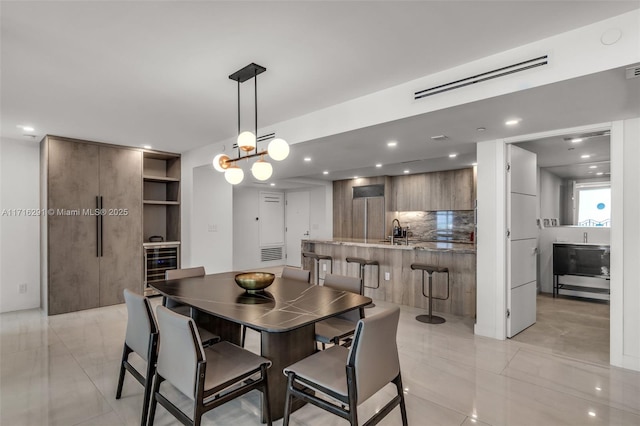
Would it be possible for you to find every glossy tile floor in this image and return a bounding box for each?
[2,293,639,425]
[512,294,610,365]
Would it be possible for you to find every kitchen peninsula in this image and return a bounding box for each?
[302,238,476,318]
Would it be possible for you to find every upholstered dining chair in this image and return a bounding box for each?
[148,306,273,426]
[281,266,311,283]
[315,273,364,348]
[241,266,311,347]
[116,289,158,426]
[283,306,408,426]
[164,266,219,346]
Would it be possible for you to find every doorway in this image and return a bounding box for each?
[508,129,611,364]
[285,191,310,267]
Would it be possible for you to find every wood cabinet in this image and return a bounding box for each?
[391,168,474,211]
[333,176,391,238]
[42,136,143,314]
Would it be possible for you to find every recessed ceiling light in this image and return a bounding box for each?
[449,153,457,158]
[588,411,596,417]
[403,170,410,174]
[353,176,359,179]
[375,163,382,168]
[596,172,604,176]
[472,162,478,166]
[143,145,152,149]
[476,127,486,132]
[270,183,276,186]
[17,124,35,132]
[571,138,583,143]
[581,154,591,159]
[387,141,397,147]
[322,170,329,175]
[303,157,311,162]
[505,118,521,126]
[595,387,602,391]
[589,165,597,169]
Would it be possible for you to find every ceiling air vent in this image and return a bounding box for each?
[414,55,548,100]
[626,65,640,79]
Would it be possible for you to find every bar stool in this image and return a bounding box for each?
[302,252,333,285]
[346,257,379,308]
[410,263,449,324]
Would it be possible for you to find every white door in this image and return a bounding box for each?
[285,191,310,267]
[507,145,538,337]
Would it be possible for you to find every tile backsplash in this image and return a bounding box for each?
[397,210,475,242]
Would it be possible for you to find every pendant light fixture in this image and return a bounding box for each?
[212,63,289,184]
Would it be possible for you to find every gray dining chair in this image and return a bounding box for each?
[164,266,219,346]
[281,266,311,283]
[148,306,273,426]
[283,306,408,426]
[241,266,310,347]
[116,289,158,426]
[315,273,363,348]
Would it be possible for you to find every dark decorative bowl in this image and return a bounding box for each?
[234,272,275,293]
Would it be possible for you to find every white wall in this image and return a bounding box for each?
[475,140,506,340]
[0,138,41,313]
[539,168,562,220]
[611,118,640,371]
[188,164,233,274]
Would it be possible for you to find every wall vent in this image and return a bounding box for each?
[261,246,283,262]
[626,65,640,79]
[414,55,548,100]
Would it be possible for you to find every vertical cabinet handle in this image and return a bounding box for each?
[100,196,104,257]
[96,196,100,257]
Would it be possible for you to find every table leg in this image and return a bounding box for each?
[260,324,316,422]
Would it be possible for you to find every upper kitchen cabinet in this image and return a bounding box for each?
[142,152,181,243]
[41,136,143,314]
[391,168,475,211]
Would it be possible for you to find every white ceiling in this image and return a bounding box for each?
[2,1,639,187]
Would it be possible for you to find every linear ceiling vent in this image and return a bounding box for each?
[414,55,548,100]
[261,246,283,262]
[626,65,640,79]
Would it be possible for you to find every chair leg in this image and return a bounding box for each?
[241,325,247,347]
[147,374,163,426]
[261,364,273,426]
[282,373,295,426]
[394,374,409,426]
[115,344,132,399]
[140,348,157,426]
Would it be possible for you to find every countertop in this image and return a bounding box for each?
[307,238,476,254]
[552,242,610,247]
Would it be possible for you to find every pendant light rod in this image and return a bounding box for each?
[254,68,258,154]
[237,80,241,157]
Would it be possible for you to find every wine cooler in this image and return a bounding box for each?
[143,242,180,296]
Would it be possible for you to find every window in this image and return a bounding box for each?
[575,183,610,227]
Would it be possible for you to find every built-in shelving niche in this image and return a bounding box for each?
[143,153,181,242]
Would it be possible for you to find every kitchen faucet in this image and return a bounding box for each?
[391,218,408,245]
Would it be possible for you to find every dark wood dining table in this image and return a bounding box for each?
[150,271,372,422]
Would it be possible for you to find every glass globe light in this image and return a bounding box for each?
[237,131,256,152]
[212,153,230,172]
[267,138,289,161]
[251,159,273,181]
[224,165,244,184]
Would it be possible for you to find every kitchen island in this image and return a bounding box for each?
[302,238,476,317]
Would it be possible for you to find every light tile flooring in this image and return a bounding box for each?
[2,293,639,425]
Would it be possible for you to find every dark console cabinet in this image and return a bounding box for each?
[553,243,610,299]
